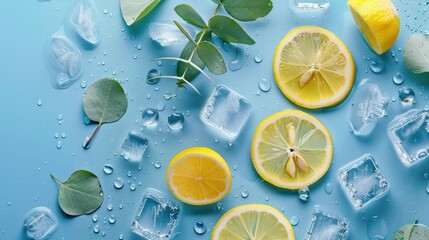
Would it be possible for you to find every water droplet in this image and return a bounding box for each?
[194,221,207,235]
[114,177,124,189]
[254,55,263,63]
[258,78,271,92]
[54,133,59,139]
[168,112,185,130]
[163,93,177,100]
[92,214,98,222]
[426,184,429,194]
[241,189,249,198]
[56,141,62,149]
[392,72,404,85]
[298,188,310,202]
[103,164,113,174]
[37,99,43,106]
[127,171,132,177]
[265,196,270,201]
[146,69,160,85]
[57,114,63,121]
[61,133,66,138]
[229,47,246,71]
[217,202,222,211]
[136,44,142,50]
[83,115,91,125]
[424,173,428,179]
[156,101,165,111]
[367,216,387,240]
[324,183,332,195]
[93,224,100,233]
[398,87,415,106]
[222,42,231,52]
[7,202,11,206]
[154,161,162,169]
[370,60,384,73]
[290,216,299,226]
[119,234,124,239]
[81,80,87,88]
[107,204,113,211]
[130,183,136,191]
[108,215,116,224]
[142,108,159,126]
[82,136,91,149]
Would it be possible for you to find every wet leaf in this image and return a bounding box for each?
[222,0,273,21]
[393,222,429,240]
[175,4,206,28]
[51,170,103,216]
[404,34,429,74]
[197,41,226,75]
[120,0,161,26]
[209,15,255,45]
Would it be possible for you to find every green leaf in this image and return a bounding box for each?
[175,4,206,28]
[208,15,255,45]
[394,222,429,240]
[120,0,161,26]
[211,0,221,3]
[222,0,273,21]
[404,34,429,74]
[177,30,212,81]
[174,20,196,44]
[197,41,226,75]
[51,170,103,216]
[82,78,127,148]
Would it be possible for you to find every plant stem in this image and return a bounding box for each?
[180,3,223,83]
[83,123,102,149]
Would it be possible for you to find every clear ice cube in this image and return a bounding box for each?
[290,0,330,11]
[337,154,389,208]
[149,21,196,47]
[200,85,252,140]
[348,80,390,136]
[69,0,100,46]
[48,28,82,89]
[306,207,349,240]
[388,108,429,166]
[131,188,180,240]
[23,206,58,240]
[121,131,149,162]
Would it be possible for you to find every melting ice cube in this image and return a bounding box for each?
[23,206,58,240]
[149,21,196,47]
[121,131,149,162]
[69,0,100,46]
[337,154,389,208]
[306,207,349,240]
[290,0,330,11]
[131,188,180,240]
[348,80,390,137]
[388,108,429,166]
[200,85,252,140]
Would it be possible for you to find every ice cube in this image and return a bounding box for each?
[48,28,82,89]
[69,0,100,46]
[290,0,330,11]
[149,21,196,47]
[131,188,180,240]
[348,80,390,137]
[388,108,429,166]
[200,85,252,140]
[121,131,149,162]
[337,154,389,208]
[306,207,349,240]
[23,206,58,240]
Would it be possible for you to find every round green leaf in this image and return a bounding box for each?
[197,41,226,75]
[51,170,103,216]
[120,0,161,26]
[208,15,255,45]
[83,78,127,124]
[222,0,273,22]
[175,4,206,28]
[394,223,429,240]
[404,34,429,74]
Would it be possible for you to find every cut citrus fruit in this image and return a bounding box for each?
[273,26,355,109]
[251,110,333,190]
[166,147,232,205]
[211,204,295,240]
[348,0,400,55]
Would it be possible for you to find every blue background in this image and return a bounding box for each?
[1,0,429,239]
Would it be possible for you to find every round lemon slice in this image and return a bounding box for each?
[348,0,400,55]
[273,26,355,109]
[211,204,295,240]
[166,147,232,205]
[251,110,333,190]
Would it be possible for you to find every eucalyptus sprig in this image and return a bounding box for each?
[150,0,273,94]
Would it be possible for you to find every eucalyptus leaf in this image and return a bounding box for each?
[394,222,429,240]
[51,170,103,216]
[82,78,127,148]
[177,30,212,81]
[175,4,206,28]
[120,0,161,26]
[222,0,273,21]
[209,15,255,45]
[197,41,226,75]
[404,34,429,74]
[174,20,196,44]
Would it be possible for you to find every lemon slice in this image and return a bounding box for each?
[273,26,355,109]
[211,204,295,240]
[348,0,400,55]
[251,110,333,190]
[166,147,232,205]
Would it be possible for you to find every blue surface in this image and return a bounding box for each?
[1,0,429,239]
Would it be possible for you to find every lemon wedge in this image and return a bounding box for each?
[273,26,355,109]
[251,110,333,190]
[166,147,232,205]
